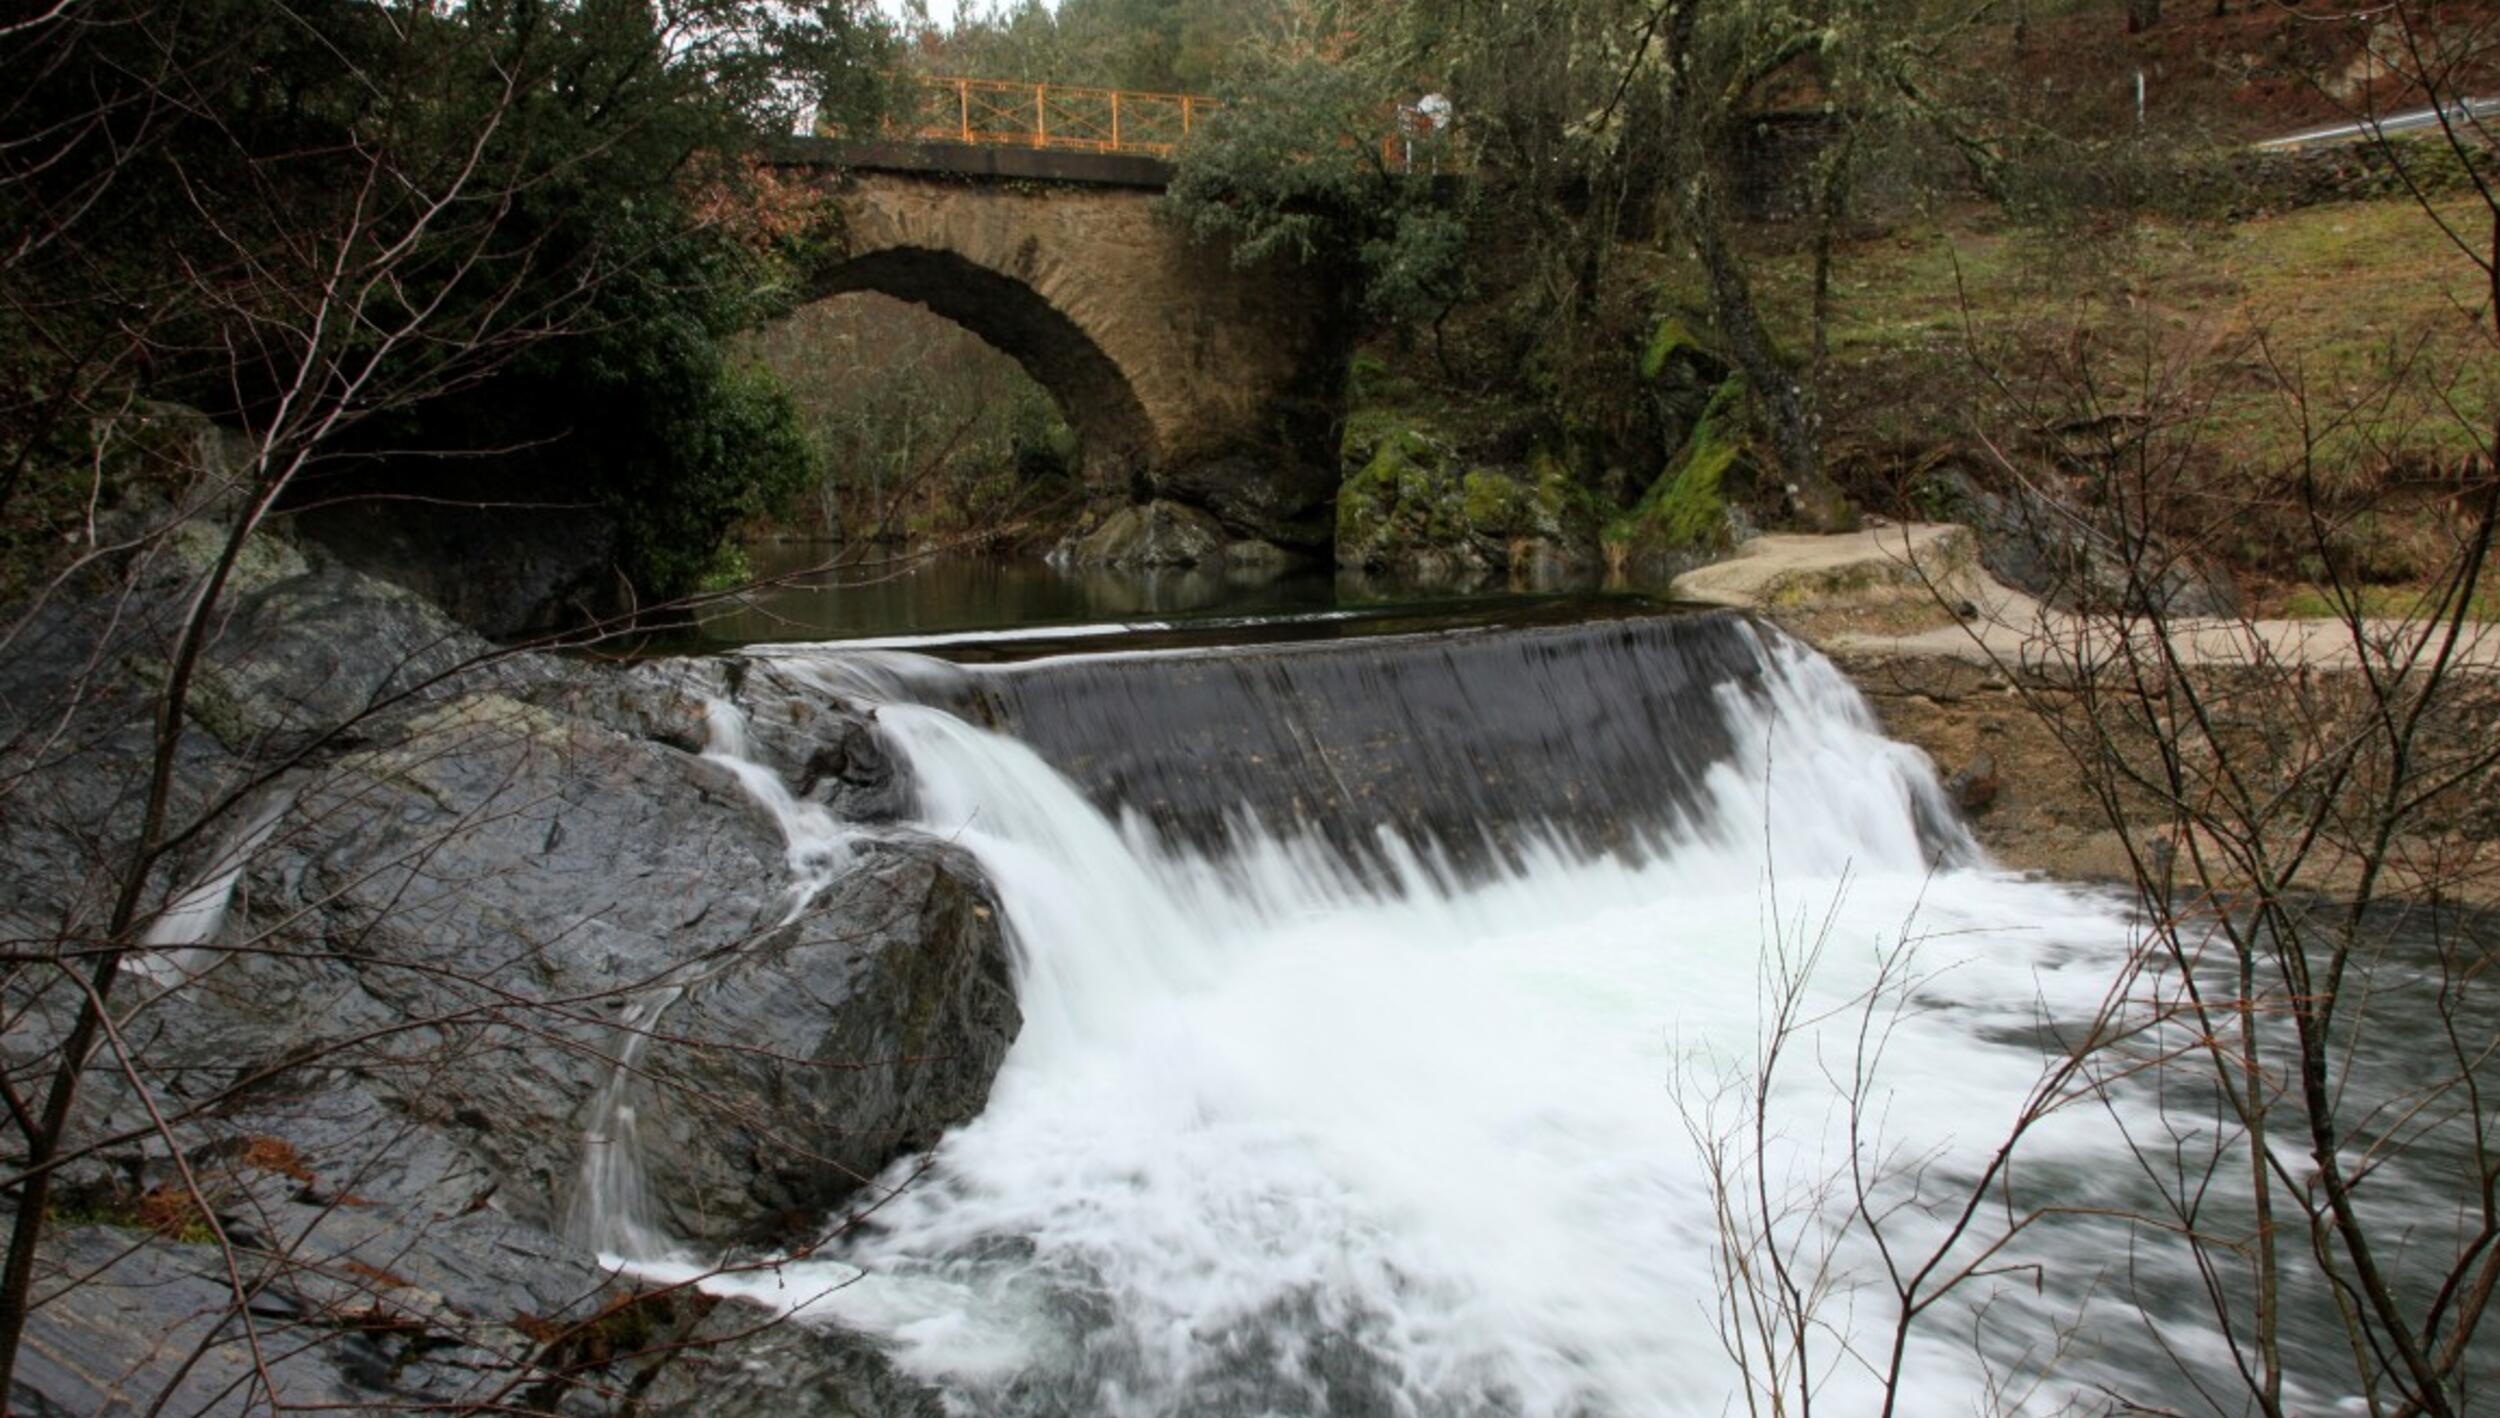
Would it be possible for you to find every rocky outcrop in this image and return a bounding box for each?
[1670,524,1981,614]
[638,1314,949,1417]
[1911,465,2238,617]
[1059,498,1300,574]
[633,839,1019,1245]
[2,524,1016,1414]
[1153,448,1340,553]
[288,496,624,641]
[18,1207,951,1416]
[1335,427,1604,588]
[161,672,1012,1245]
[1067,499,1219,568]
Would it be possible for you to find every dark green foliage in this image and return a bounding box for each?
[1162,55,1473,329]
[0,0,891,600]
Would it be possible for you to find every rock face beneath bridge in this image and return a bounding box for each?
[783,145,1346,558]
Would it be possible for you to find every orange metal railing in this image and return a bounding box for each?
[890,77,1219,158]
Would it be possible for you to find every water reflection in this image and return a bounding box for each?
[688,541,1626,650]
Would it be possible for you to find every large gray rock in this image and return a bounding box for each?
[12,1212,932,1416]
[639,1305,948,1417]
[10,1226,371,1416]
[154,686,794,1228]
[189,563,509,756]
[1913,465,2239,617]
[637,839,1018,1246]
[730,658,917,824]
[154,675,1017,1249]
[5,524,1018,1415]
[1063,499,1229,569]
[1151,447,1338,553]
[288,496,624,640]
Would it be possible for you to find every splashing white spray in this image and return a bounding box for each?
[631,626,2152,1415]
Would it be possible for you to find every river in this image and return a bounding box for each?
[614,556,2484,1415]
[683,540,1627,653]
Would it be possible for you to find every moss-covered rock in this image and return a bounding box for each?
[164,520,310,598]
[1335,415,1602,585]
[1639,315,1710,384]
[1606,376,1752,583]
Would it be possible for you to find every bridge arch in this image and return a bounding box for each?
[779,157,1347,554]
[808,245,1155,492]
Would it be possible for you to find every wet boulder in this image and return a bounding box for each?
[1064,499,1229,569]
[5,469,988,1415]
[186,563,515,757]
[1945,751,2001,814]
[158,677,1016,1251]
[729,657,919,823]
[632,838,1019,1248]
[637,1303,949,1417]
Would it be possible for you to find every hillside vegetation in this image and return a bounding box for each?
[796,0,2496,620]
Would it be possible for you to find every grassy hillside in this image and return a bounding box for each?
[1759,187,2495,613]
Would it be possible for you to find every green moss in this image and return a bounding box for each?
[1345,350,1393,404]
[1639,315,1706,383]
[1417,466,1463,540]
[166,520,309,597]
[1338,405,1420,474]
[183,672,259,753]
[1530,464,1601,540]
[49,1192,217,1245]
[1461,468,1526,535]
[1611,375,1747,556]
[1335,391,1615,572]
[1337,424,1433,557]
[1649,442,1739,547]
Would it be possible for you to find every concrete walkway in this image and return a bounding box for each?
[1671,522,2500,674]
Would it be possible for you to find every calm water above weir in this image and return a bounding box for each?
[684,541,1637,654]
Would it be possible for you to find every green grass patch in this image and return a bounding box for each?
[1750,195,2495,484]
[2278,579,2500,623]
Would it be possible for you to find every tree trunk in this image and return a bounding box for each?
[1658,0,1850,532]
[1682,169,1850,532]
[2126,0,2161,33]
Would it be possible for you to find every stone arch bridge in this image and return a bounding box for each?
[763,136,1346,554]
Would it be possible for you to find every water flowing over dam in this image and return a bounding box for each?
[624,611,2154,1415]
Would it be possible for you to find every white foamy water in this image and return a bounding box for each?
[644,628,2153,1415]
[126,792,295,986]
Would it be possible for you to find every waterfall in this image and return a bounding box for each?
[627,614,2151,1414]
[126,792,294,986]
[835,610,1977,871]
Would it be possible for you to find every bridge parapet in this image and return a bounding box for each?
[764,134,1174,189]
[895,77,1218,158]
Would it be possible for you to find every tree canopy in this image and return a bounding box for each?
[1,0,897,601]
